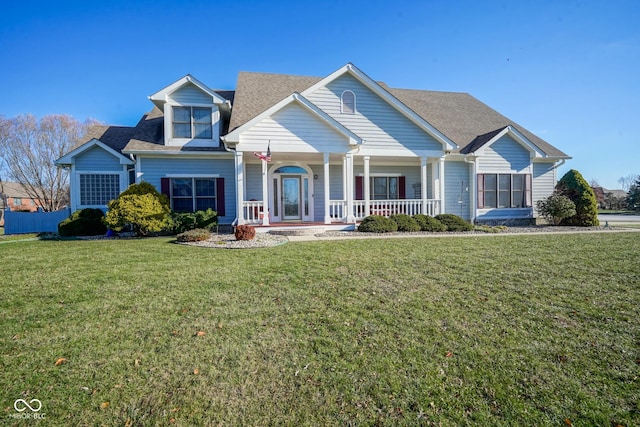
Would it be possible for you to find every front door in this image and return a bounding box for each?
[282,176,301,220]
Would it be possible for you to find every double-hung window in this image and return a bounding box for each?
[172,107,212,139]
[371,176,398,200]
[169,178,218,212]
[478,173,531,208]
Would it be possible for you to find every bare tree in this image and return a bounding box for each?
[618,174,637,192]
[0,114,98,211]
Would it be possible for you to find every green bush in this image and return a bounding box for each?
[536,192,576,225]
[389,214,421,232]
[413,214,447,232]
[357,215,398,233]
[176,228,211,242]
[58,208,107,236]
[171,209,218,234]
[434,214,474,232]
[104,183,171,236]
[556,169,599,226]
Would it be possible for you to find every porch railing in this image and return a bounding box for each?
[352,199,440,221]
[242,200,265,224]
[329,200,346,221]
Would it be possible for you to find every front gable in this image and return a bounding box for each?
[469,126,546,174]
[56,138,134,168]
[301,63,457,154]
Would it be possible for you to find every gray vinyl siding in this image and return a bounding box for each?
[245,163,262,201]
[444,160,471,219]
[241,103,350,152]
[533,162,556,215]
[310,164,324,221]
[171,83,213,104]
[75,146,122,171]
[477,135,531,173]
[306,74,442,153]
[138,156,236,223]
[329,165,344,200]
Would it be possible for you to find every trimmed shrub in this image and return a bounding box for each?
[171,209,218,234]
[389,214,421,232]
[105,183,171,236]
[536,192,576,225]
[234,224,256,241]
[357,215,398,233]
[176,228,211,242]
[413,214,447,232]
[58,208,107,236]
[434,214,474,232]
[556,169,599,226]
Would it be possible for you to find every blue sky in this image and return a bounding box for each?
[1,0,638,189]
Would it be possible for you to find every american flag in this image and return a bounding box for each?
[253,141,271,162]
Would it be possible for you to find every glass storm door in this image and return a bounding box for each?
[282,176,301,220]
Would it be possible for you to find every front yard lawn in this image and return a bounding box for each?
[1,233,639,426]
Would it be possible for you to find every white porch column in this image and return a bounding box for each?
[235,151,245,225]
[261,159,270,225]
[363,156,370,217]
[345,153,355,223]
[439,157,446,215]
[323,153,331,224]
[421,157,428,214]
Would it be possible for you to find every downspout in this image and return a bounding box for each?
[221,136,240,226]
[464,155,476,224]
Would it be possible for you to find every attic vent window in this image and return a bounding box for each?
[341,90,356,114]
[172,106,212,139]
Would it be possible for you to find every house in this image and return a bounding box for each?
[55,63,570,227]
[0,181,45,227]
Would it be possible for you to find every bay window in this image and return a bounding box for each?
[478,173,531,208]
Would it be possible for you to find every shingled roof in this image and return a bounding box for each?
[227,71,569,158]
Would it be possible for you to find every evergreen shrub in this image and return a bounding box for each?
[176,228,211,242]
[434,214,474,232]
[104,182,171,236]
[58,208,107,236]
[556,169,599,226]
[389,214,421,232]
[413,214,447,232]
[357,215,398,233]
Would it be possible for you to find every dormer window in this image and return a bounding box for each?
[341,90,356,114]
[172,106,212,139]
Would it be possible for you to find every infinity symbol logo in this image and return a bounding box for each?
[14,399,42,412]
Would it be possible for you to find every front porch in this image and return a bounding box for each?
[233,150,447,226]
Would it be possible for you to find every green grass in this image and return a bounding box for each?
[1,234,639,426]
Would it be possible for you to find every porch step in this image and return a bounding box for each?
[268,226,326,236]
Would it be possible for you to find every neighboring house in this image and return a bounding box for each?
[56,63,570,227]
[592,186,628,210]
[0,181,44,226]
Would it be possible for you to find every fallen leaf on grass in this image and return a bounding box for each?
[55,357,66,366]
[100,402,109,409]
[196,331,206,337]
[445,352,453,357]
[193,368,200,375]
[564,418,572,426]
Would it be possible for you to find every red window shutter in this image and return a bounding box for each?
[398,176,406,199]
[355,176,363,200]
[477,174,485,208]
[216,178,225,217]
[160,178,170,198]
